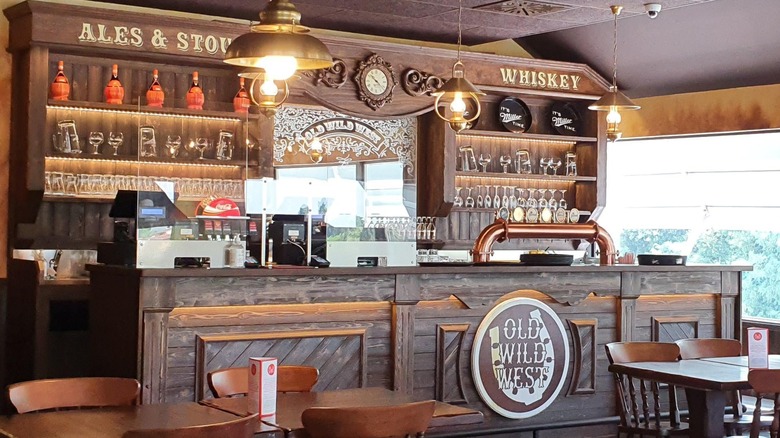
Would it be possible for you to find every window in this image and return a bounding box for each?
[599,131,780,319]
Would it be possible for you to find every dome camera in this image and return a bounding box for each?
[644,3,662,18]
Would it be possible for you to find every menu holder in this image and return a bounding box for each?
[747,327,769,369]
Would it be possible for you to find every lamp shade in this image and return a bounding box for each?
[432,76,485,98]
[224,31,333,71]
[588,86,640,111]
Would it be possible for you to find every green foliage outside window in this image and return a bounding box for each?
[620,229,780,319]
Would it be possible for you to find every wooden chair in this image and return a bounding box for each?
[207,365,319,398]
[122,414,257,438]
[605,342,689,437]
[722,369,780,438]
[7,377,140,414]
[677,338,772,435]
[301,400,436,438]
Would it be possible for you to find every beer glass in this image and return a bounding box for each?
[139,126,157,157]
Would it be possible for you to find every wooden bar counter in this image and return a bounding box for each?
[88,263,747,434]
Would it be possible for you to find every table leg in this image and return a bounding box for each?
[684,388,726,438]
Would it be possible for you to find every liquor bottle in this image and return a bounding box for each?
[186,71,204,110]
[104,64,124,105]
[233,77,251,113]
[50,61,70,101]
[146,69,165,108]
[225,235,245,268]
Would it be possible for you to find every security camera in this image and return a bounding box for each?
[644,3,662,18]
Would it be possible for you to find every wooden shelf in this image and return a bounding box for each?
[46,154,256,168]
[47,100,259,122]
[452,207,592,216]
[45,194,244,203]
[457,130,597,143]
[455,171,596,182]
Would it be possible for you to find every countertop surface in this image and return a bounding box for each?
[88,263,752,277]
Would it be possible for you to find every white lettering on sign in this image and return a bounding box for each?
[500,68,582,91]
[76,22,231,55]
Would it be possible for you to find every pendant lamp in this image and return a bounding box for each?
[225,0,333,114]
[432,0,484,133]
[588,5,640,142]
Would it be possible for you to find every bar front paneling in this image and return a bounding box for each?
[88,264,747,432]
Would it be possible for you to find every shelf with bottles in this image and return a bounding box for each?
[46,100,259,122]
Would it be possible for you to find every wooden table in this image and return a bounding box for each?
[200,387,484,437]
[0,402,281,438]
[608,355,780,438]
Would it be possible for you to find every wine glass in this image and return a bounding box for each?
[539,158,550,175]
[509,186,517,209]
[502,186,510,208]
[166,135,182,159]
[550,159,562,176]
[559,189,568,210]
[108,132,124,156]
[478,153,492,173]
[454,187,463,207]
[476,185,484,208]
[549,189,559,210]
[88,132,104,155]
[493,185,500,209]
[499,155,512,173]
[464,187,475,208]
[516,188,526,208]
[538,188,548,208]
[484,186,492,209]
[527,188,538,209]
[194,137,210,160]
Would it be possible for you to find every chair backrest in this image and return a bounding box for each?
[605,341,681,364]
[122,414,258,438]
[605,342,685,434]
[207,365,319,398]
[747,369,780,438]
[7,377,140,414]
[301,400,436,438]
[676,338,742,359]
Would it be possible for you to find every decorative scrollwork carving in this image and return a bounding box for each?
[402,68,444,96]
[316,58,347,88]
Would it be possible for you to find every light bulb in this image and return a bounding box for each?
[450,92,467,114]
[606,106,622,124]
[258,56,297,80]
[260,78,279,97]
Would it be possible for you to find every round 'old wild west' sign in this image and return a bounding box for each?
[471,297,569,419]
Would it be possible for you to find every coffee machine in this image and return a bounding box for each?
[266,215,327,266]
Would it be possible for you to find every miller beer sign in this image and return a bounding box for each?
[472,297,569,419]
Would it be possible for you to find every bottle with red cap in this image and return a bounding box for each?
[233,77,251,113]
[104,64,124,105]
[50,61,70,101]
[186,71,204,110]
[146,69,165,108]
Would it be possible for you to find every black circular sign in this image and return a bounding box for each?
[498,97,532,133]
[550,102,581,136]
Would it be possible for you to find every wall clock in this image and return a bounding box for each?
[354,53,397,110]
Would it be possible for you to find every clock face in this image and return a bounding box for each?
[365,68,389,96]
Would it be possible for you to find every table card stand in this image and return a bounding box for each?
[747,327,769,369]
[249,357,278,419]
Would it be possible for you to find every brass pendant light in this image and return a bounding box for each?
[588,5,640,142]
[432,0,484,133]
[225,0,334,114]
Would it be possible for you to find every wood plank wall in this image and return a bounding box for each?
[89,266,743,433]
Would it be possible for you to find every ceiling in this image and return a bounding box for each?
[88,0,780,98]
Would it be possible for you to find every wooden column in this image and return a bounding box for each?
[139,277,176,404]
[392,275,419,395]
[720,271,740,341]
[619,272,640,341]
